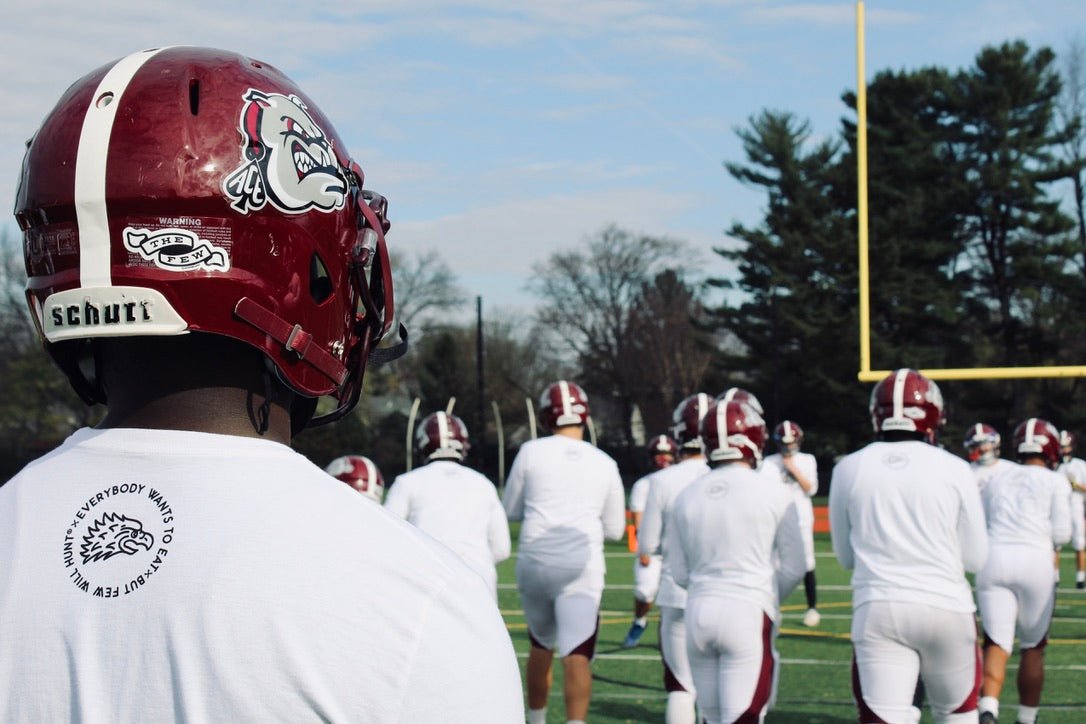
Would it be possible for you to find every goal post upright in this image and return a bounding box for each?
[852,1,1086,383]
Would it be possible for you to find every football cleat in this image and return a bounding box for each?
[622,621,647,648]
[803,608,821,627]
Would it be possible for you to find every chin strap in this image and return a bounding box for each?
[234,297,349,388]
[368,322,409,365]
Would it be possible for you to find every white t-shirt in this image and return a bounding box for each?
[0,428,524,722]
[829,440,988,613]
[628,474,652,514]
[761,452,818,521]
[384,460,511,588]
[971,457,1017,492]
[502,434,625,572]
[982,462,1071,550]
[668,465,806,623]
[1058,456,1086,500]
[637,457,711,608]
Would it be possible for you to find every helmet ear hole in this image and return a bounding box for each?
[309,253,333,304]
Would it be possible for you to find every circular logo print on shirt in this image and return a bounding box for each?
[881,452,909,470]
[61,483,174,598]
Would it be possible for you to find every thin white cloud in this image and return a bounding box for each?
[743,3,919,26]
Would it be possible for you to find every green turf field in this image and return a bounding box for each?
[497,528,1086,723]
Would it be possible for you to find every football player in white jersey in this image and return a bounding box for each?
[623,434,678,648]
[976,419,1071,724]
[964,423,1016,493]
[325,454,386,503]
[384,412,511,599]
[503,381,626,724]
[669,400,805,724]
[762,420,821,627]
[638,393,713,724]
[1057,430,1086,588]
[0,47,523,722]
[830,369,987,724]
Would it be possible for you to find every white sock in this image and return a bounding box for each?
[665,691,696,724]
[1017,704,1039,723]
[527,707,547,724]
[634,616,648,627]
[978,695,999,717]
[1076,569,1085,583]
[566,720,587,724]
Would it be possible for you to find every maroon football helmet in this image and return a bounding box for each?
[869,369,945,444]
[701,400,767,466]
[416,411,471,462]
[538,380,590,430]
[1060,430,1076,463]
[325,455,385,502]
[670,393,712,451]
[1013,418,1061,469]
[773,420,804,454]
[15,47,402,428]
[963,423,1001,464]
[716,387,764,416]
[646,434,679,470]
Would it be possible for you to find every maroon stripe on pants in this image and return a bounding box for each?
[851,649,890,724]
[659,618,687,693]
[569,615,601,659]
[734,613,774,724]
[951,644,981,714]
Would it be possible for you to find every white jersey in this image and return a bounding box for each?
[637,457,710,608]
[761,451,818,521]
[502,434,625,572]
[628,474,652,514]
[982,462,1071,550]
[668,465,806,623]
[830,440,988,613]
[0,428,524,722]
[1059,456,1086,497]
[384,460,511,594]
[971,457,1017,492]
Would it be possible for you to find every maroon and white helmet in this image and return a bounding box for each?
[773,420,804,452]
[1060,430,1076,463]
[670,393,712,451]
[646,434,679,470]
[1013,418,1061,469]
[416,411,471,462]
[325,455,385,502]
[701,400,767,467]
[716,387,764,416]
[538,380,590,430]
[869,368,945,444]
[963,423,1001,464]
[15,47,402,429]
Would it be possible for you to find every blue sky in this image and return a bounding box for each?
[2,1,1084,318]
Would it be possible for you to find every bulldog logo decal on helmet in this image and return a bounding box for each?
[223,89,347,214]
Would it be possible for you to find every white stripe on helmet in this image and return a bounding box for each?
[559,380,572,420]
[436,411,450,451]
[76,47,169,287]
[892,368,907,422]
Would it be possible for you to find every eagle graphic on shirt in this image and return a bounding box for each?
[80,513,155,564]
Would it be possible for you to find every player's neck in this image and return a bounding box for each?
[553,426,584,441]
[94,335,293,444]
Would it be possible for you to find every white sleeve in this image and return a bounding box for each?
[502,449,527,522]
[667,512,689,588]
[488,495,512,563]
[802,455,819,497]
[398,575,525,722]
[1051,475,1073,547]
[601,465,626,541]
[637,479,664,557]
[383,477,410,520]
[774,501,807,600]
[956,470,988,573]
[828,462,854,570]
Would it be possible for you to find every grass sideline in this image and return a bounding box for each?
[497,528,1086,723]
